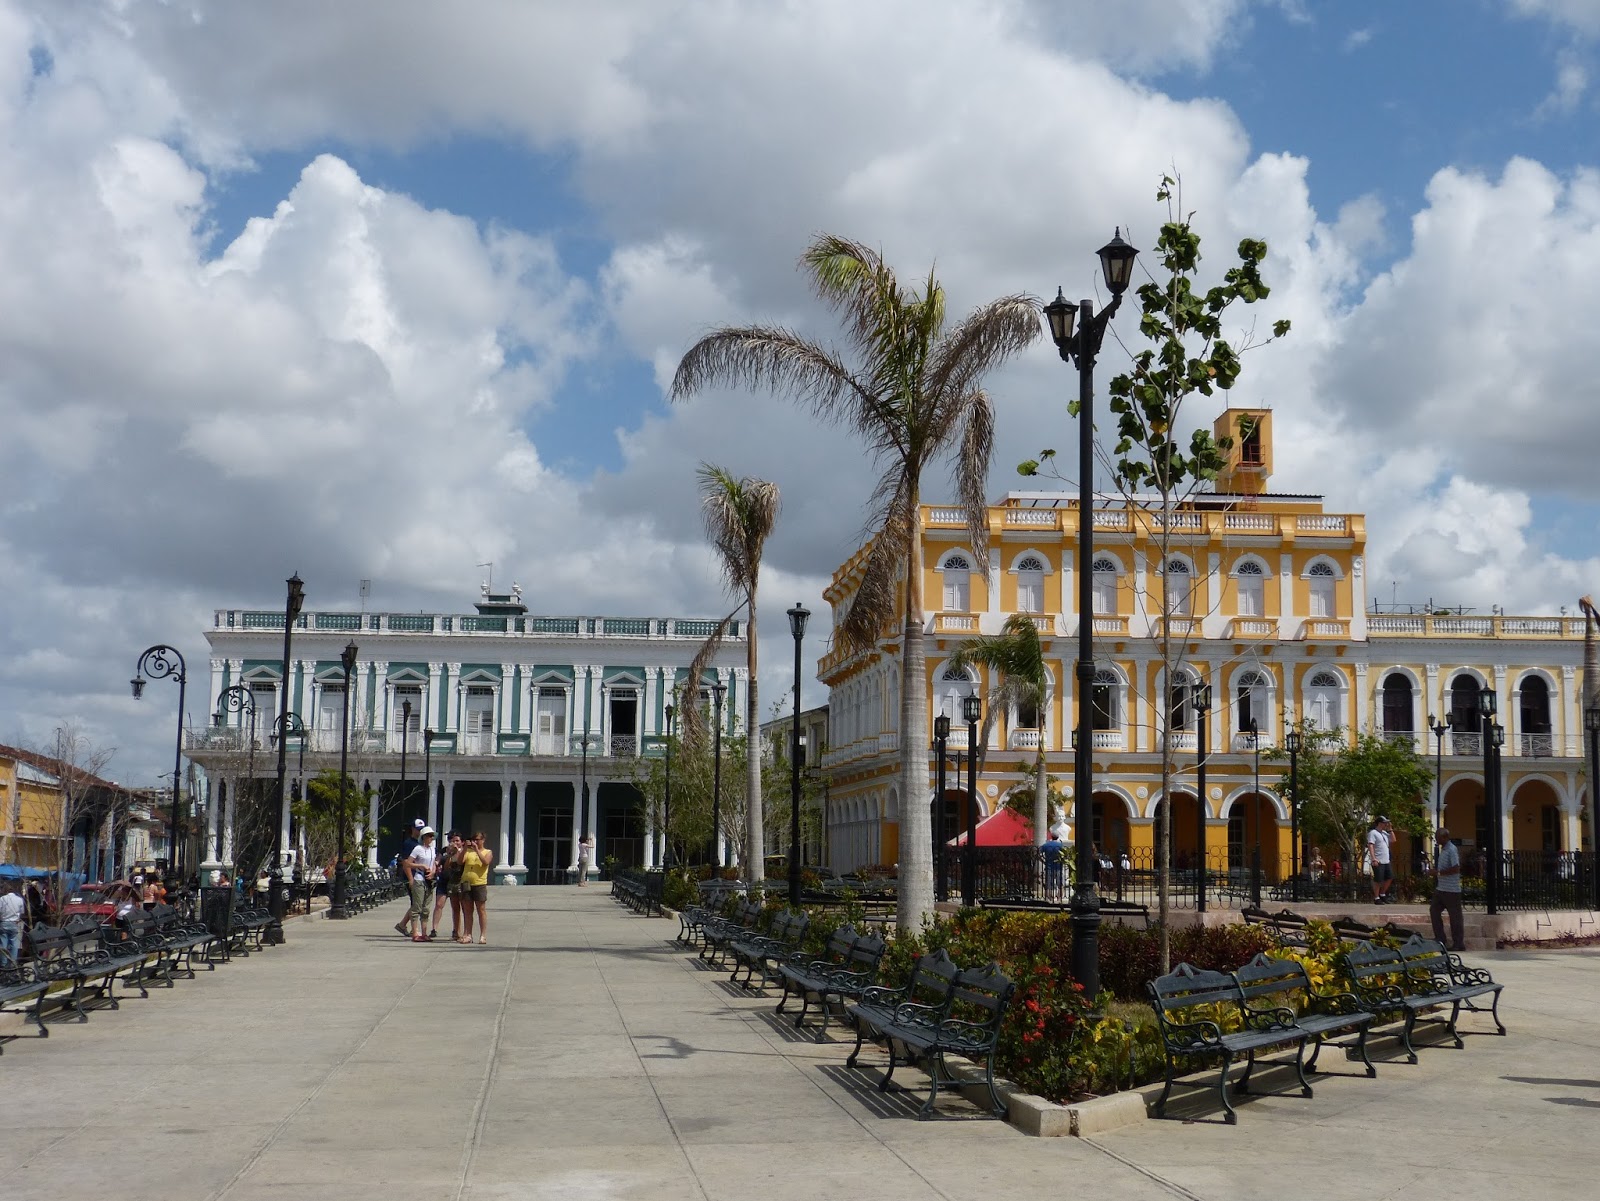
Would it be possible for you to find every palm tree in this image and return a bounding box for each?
[672,234,1039,930]
[680,464,781,884]
[948,614,1053,846]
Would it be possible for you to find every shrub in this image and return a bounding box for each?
[1098,923,1278,1001]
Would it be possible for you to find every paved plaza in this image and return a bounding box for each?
[1,890,1596,1201]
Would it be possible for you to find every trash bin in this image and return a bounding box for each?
[199,886,235,961]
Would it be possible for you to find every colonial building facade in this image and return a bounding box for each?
[819,409,1591,875]
[186,590,745,882]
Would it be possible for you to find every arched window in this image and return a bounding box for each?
[1092,668,1120,730]
[1306,670,1342,730]
[1381,673,1413,733]
[1308,560,1337,618]
[1519,675,1552,735]
[1167,670,1194,729]
[1165,558,1192,616]
[1092,556,1119,615]
[1016,555,1045,613]
[936,664,976,721]
[1235,559,1265,617]
[942,554,972,611]
[1237,670,1269,732]
[1449,674,1482,733]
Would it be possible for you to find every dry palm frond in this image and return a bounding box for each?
[678,605,741,750]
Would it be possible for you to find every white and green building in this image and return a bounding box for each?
[186,589,746,882]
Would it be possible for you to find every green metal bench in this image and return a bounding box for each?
[778,925,888,1039]
[1232,953,1376,1077]
[1147,961,1312,1124]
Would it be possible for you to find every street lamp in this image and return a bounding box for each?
[1194,681,1211,913]
[216,684,258,867]
[663,702,675,869]
[933,714,950,903]
[962,692,983,907]
[787,603,810,906]
[1429,714,1450,833]
[268,574,305,934]
[710,681,727,867]
[1249,716,1263,907]
[329,641,357,919]
[1479,688,1499,914]
[1044,229,1138,998]
[1284,727,1302,903]
[1586,704,1600,910]
[422,727,446,855]
[270,711,307,899]
[132,644,187,882]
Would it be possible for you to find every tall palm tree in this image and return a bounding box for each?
[948,614,1053,846]
[681,464,781,884]
[672,234,1039,930]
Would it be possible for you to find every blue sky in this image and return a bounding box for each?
[8,0,1600,781]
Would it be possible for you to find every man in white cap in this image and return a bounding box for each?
[394,817,427,936]
[401,828,438,942]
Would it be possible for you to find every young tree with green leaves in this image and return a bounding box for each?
[1267,722,1433,879]
[293,769,377,876]
[674,235,1039,931]
[1022,176,1288,969]
[677,464,780,886]
[949,613,1054,845]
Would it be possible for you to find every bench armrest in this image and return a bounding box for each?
[935,1016,1003,1051]
[1240,1003,1299,1033]
[890,1000,946,1028]
[822,967,875,989]
[858,984,904,1008]
[1158,1018,1225,1051]
[1447,960,1496,988]
[1307,988,1364,1016]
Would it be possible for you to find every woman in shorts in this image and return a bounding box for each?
[458,831,494,944]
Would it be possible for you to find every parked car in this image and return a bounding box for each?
[61,881,140,921]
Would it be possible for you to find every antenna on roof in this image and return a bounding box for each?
[478,561,493,597]
[359,579,371,615]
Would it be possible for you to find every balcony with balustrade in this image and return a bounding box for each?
[211,609,744,643]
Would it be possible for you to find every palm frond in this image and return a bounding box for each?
[678,607,741,750]
[801,235,905,352]
[697,464,780,600]
[956,388,995,566]
[838,480,916,652]
[926,295,1042,407]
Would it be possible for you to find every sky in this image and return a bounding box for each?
[7,0,1600,785]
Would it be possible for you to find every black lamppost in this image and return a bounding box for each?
[787,603,810,906]
[270,711,307,893]
[1249,716,1263,907]
[216,684,258,866]
[398,699,412,822]
[933,714,950,903]
[1044,229,1138,999]
[1284,727,1302,903]
[663,702,675,869]
[1195,681,1211,913]
[1429,714,1450,833]
[132,644,187,880]
[710,681,727,867]
[268,574,305,930]
[1479,688,1499,914]
[329,641,357,919]
[1586,703,1600,911]
[962,693,982,907]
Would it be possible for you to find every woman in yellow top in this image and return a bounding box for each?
[458,832,493,944]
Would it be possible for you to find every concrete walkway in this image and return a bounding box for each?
[1,889,1595,1201]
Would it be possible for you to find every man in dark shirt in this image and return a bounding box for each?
[394,818,425,935]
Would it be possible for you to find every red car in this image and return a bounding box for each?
[61,881,141,921]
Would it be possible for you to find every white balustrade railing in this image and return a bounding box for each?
[1519,733,1554,758]
[1090,731,1124,751]
[1009,730,1041,750]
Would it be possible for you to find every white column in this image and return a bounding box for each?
[367,790,380,867]
[280,786,293,864]
[427,661,444,733]
[643,806,657,869]
[1353,663,1370,737]
[1205,553,1223,638]
[643,667,658,737]
[445,663,461,733]
[501,664,516,734]
[441,777,454,840]
[512,782,527,869]
[210,658,227,724]
[202,777,221,870]
[221,781,236,865]
[1563,665,1580,756]
[988,547,1001,618]
[1349,555,1367,639]
[1133,550,1149,633]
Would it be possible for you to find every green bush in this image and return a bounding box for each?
[1098,922,1278,1001]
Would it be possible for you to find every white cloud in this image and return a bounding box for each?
[1535,47,1590,117]
[1509,0,1600,37]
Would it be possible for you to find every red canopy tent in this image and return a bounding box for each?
[947,805,1035,847]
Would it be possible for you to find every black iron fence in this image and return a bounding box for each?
[938,846,1598,913]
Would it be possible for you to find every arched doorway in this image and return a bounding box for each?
[1226,792,1282,880]
[1153,793,1203,872]
[1091,792,1131,857]
[1509,778,1563,853]
[1441,778,1486,864]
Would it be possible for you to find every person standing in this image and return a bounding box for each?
[0,881,24,964]
[1041,830,1065,902]
[577,832,596,886]
[429,832,465,941]
[402,828,438,943]
[458,832,493,944]
[394,817,426,937]
[1366,816,1396,904]
[1430,824,1466,951]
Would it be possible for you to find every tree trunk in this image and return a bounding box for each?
[1034,745,1048,847]
[745,603,764,887]
[898,519,933,933]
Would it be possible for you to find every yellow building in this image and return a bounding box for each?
[0,744,65,869]
[819,409,1590,877]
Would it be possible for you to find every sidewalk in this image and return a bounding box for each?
[0,889,1594,1200]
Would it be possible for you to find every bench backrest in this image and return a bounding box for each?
[120,909,158,940]
[151,903,180,930]
[820,923,858,963]
[777,911,810,945]
[905,948,960,1009]
[28,924,75,966]
[62,915,106,955]
[847,932,888,972]
[1147,961,1241,1013]
[1345,940,1404,985]
[1397,935,1452,982]
[947,962,1015,1038]
[1232,953,1311,1007]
